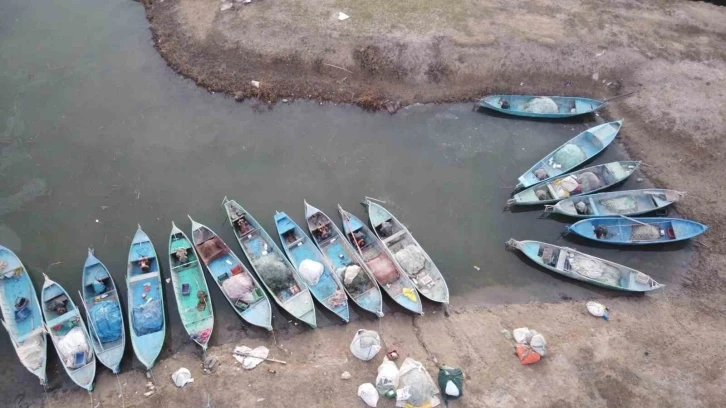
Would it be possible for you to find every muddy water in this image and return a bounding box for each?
[0,0,691,399]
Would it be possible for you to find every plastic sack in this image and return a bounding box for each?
[395,245,426,276]
[530,334,547,356]
[376,357,400,395]
[344,265,363,285]
[350,329,381,361]
[438,366,464,401]
[358,383,379,407]
[587,301,609,320]
[89,300,122,343]
[222,273,255,303]
[172,368,194,387]
[396,358,438,407]
[132,299,163,336]
[524,329,539,344]
[57,326,90,365]
[516,344,541,365]
[233,345,270,370]
[298,259,324,286]
[512,327,529,344]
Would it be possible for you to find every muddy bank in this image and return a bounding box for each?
[38,292,726,407]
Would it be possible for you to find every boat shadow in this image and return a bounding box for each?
[473,105,596,125]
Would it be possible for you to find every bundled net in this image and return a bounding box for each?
[600,196,638,214]
[631,224,660,241]
[522,97,559,114]
[256,253,294,293]
[553,144,586,169]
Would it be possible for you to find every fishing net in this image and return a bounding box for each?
[89,300,122,343]
[631,224,660,241]
[132,299,163,336]
[395,245,426,276]
[256,253,294,293]
[522,97,559,114]
[341,265,371,294]
[367,255,399,285]
[397,358,438,407]
[553,144,586,169]
[577,171,601,192]
[600,196,638,214]
[568,255,622,287]
[222,273,256,303]
[197,237,227,264]
[17,332,44,370]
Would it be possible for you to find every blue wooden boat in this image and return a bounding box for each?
[0,244,47,385]
[274,212,350,323]
[41,274,96,390]
[505,239,664,292]
[222,198,317,328]
[305,201,384,317]
[479,95,604,118]
[80,248,125,373]
[365,200,450,304]
[169,223,215,350]
[566,217,708,245]
[126,225,165,371]
[508,161,640,206]
[515,121,623,189]
[338,206,423,315]
[546,189,685,218]
[189,217,272,331]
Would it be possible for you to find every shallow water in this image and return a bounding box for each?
[0,0,692,398]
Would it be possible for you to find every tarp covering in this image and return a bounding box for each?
[132,299,163,336]
[90,300,122,343]
[57,326,90,367]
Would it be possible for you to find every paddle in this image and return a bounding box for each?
[232,350,287,365]
[618,214,651,227]
[341,207,364,258]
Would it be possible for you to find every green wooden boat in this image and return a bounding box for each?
[168,222,214,351]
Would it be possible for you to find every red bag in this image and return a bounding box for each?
[516,344,541,365]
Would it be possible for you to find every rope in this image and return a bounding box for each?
[115,373,126,408]
[148,368,167,408]
[87,391,94,408]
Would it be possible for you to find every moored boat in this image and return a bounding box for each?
[126,225,165,371]
[545,189,685,218]
[515,121,623,189]
[364,200,449,304]
[479,95,605,118]
[305,201,384,317]
[0,245,47,385]
[168,222,214,350]
[508,161,640,206]
[80,248,125,373]
[189,217,272,331]
[41,274,96,390]
[274,211,350,323]
[506,239,664,292]
[338,206,423,315]
[566,217,708,245]
[222,198,317,328]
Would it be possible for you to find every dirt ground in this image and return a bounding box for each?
[31,1,726,407]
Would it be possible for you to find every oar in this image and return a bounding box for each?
[603,89,639,103]
[618,214,651,227]
[233,351,287,365]
[340,207,364,258]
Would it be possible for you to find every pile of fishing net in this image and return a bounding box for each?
[222,273,256,303]
[553,144,586,169]
[522,97,559,114]
[17,332,45,370]
[600,196,638,214]
[569,255,622,287]
[577,171,601,192]
[257,253,294,293]
[395,245,426,276]
[341,265,371,294]
[631,224,661,241]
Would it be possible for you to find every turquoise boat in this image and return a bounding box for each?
[479,95,604,118]
[566,217,708,245]
[274,211,350,323]
[546,189,685,218]
[126,225,165,371]
[222,198,317,328]
[516,121,623,189]
[80,248,125,373]
[0,245,47,385]
[305,201,384,317]
[338,206,423,315]
[189,217,272,331]
[508,161,640,206]
[41,274,96,390]
[168,222,214,350]
[365,200,450,304]
[506,239,664,292]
